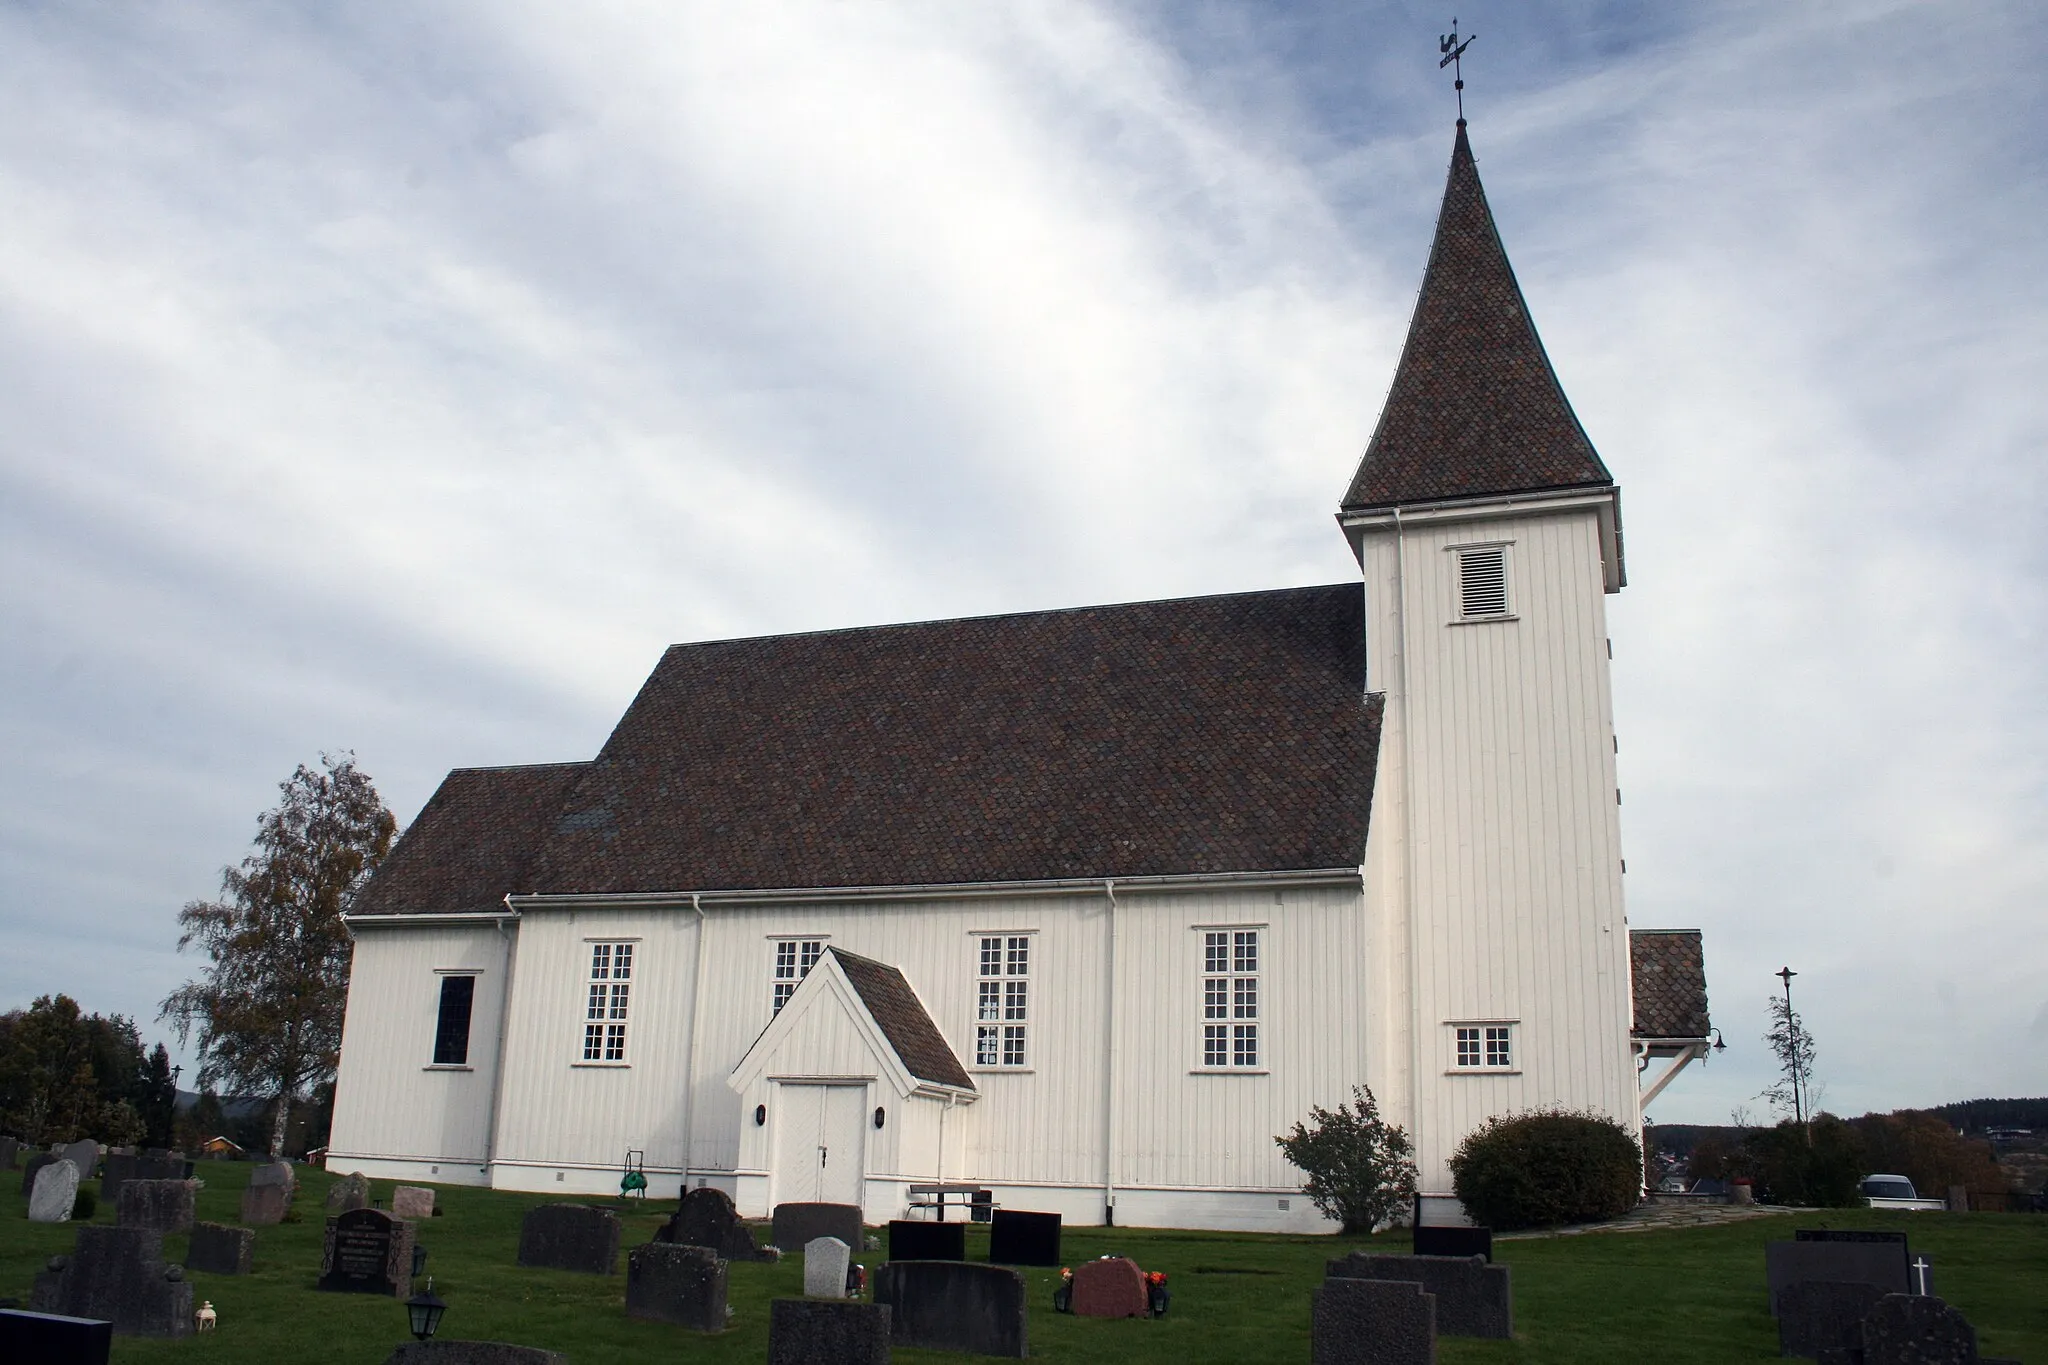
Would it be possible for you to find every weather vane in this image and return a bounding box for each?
[1439,19,1477,124]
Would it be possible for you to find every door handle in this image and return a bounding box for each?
[819,1145,827,1168]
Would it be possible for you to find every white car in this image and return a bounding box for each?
[1860,1174,1946,1211]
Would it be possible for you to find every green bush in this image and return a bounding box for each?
[1744,1115,1865,1207]
[1448,1109,1642,1230]
[1274,1085,1417,1233]
[71,1184,98,1219]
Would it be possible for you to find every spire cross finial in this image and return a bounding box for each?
[1439,19,1477,125]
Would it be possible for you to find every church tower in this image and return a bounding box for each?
[1342,122,1635,1192]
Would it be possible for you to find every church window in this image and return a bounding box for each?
[771,938,826,1015]
[974,934,1029,1067]
[1450,1022,1515,1071]
[1453,543,1511,619]
[582,942,633,1062]
[431,974,475,1066]
[1201,929,1259,1067]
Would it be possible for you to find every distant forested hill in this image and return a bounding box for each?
[1931,1098,2048,1132]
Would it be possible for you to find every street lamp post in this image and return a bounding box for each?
[1776,967,1807,1143]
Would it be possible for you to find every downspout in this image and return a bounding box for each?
[1393,508,1427,1188]
[937,1092,954,1188]
[683,893,708,1190]
[1103,878,1119,1226]
[482,894,522,1184]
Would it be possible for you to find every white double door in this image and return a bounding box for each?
[773,1082,868,1208]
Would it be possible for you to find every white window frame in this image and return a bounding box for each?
[1448,1020,1519,1073]
[770,936,828,1015]
[579,940,636,1064]
[1448,540,1515,623]
[972,931,1032,1070]
[1197,927,1262,1071]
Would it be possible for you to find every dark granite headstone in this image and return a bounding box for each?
[517,1204,620,1275]
[115,1179,198,1235]
[1767,1241,1912,1316]
[769,1298,892,1365]
[1325,1253,1510,1339]
[1778,1280,1889,1360]
[381,1342,568,1365]
[874,1260,1027,1358]
[1311,1276,1437,1365]
[58,1142,99,1181]
[0,1136,20,1170]
[626,1242,728,1331]
[21,1151,55,1197]
[1859,1294,1979,1365]
[988,1209,1062,1266]
[770,1201,864,1253]
[29,1226,193,1337]
[0,1308,114,1365]
[1413,1225,1493,1262]
[657,1186,772,1261]
[1796,1230,1910,1245]
[326,1171,372,1213]
[185,1222,255,1276]
[319,1208,416,1296]
[887,1218,966,1261]
[1071,1256,1149,1318]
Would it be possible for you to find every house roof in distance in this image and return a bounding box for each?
[828,948,974,1091]
[513,583,1382,896]
[1341,123,1613,512]
[350,762,588,916]
[1630,929,1711,1040]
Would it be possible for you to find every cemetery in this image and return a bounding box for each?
[0,1160,2040,1361]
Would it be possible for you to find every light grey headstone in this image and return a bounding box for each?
[804,1236,852,1299]
[249,1161,297,1191]
[391,1185,436,1219]
[241,1182,290,1226]
[58,1141,99,1180]
[29,1159,81,1223]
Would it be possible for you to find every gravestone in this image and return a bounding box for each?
[517,1204,620,1275]
[1777,1280,1888,1360]
[326,1171,372,1213]
[243,1162,297,1225]
[769,1298,892,1365]
[30,1226,193,1337]
[21,1151,56,1197]
[1947,1185,1970,1214]
[319,1208,415,1296]
[657,1186,772,1261]
[29,1159,82,1223]
[1858,1293,1980,1365]
[1795,1230,1910,1246]
[770,1201,863,1253]
[1413,1226,1493,1262]
[625,1242,728,1331]
[251,1160,298,1194]
[392,1186,437,1220]
[1325,1253,1511,1339]
[804,1236,852,1299]
[116,1179,198,1235]
[988,1209,1062,1266]
[1311,1276,1437,1365]
[0,1308,114,1365]
[874,1260,1027,1358]
[886,1218,966,1261]
[59,1142,99,1181]
[185,1223,255,1276]
[1767,1240,1912,1316]
[381,1343,568,1365]
[1071,1256,1149,1318]
[0,1136,19,1170]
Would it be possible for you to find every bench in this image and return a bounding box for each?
[906,1184,996,1222]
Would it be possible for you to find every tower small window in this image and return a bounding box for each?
[1454,544,1511,619]
[1450,1021,1517,1071]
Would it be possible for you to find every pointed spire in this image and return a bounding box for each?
[1341,124,1612,511]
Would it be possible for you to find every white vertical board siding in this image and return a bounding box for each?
[329,924,508,1174]
[490,908,700,1185]
[1359,505,1635,1189]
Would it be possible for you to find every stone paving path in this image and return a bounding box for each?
[1495,1198,1793,1240]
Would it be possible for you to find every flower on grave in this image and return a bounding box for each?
[1059,1267,1073,1281]
[1146,1271,1167,1285]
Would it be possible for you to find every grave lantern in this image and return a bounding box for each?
[406,1277,447,1342]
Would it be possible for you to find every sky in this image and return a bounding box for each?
[2,1,2043,1128]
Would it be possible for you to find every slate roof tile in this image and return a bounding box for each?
[1630,929,1711,1040]
[830,948,974,1091]
[350,762,588,916]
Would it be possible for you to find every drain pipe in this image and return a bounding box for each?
[482,894,522,1184]
[1393,508,1427,1189]
[1103,877,1119,1226]
[682,894,709,1190]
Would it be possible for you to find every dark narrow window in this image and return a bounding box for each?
[433,975,476,1065]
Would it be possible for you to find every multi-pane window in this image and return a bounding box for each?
[1454,544,1511,619]
[1201,929,1259,1067]
[1453,1023,1514,1070]
[772,939,826,1014]
[582,942,633,1062]
[432,975,476,1065]
[974,935,1029,1067]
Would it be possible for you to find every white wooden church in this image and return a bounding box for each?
[328,120,1712,1232]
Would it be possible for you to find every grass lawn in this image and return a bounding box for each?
[4,1163,2043,1362]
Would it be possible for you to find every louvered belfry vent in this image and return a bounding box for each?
[1458,546,1509,618]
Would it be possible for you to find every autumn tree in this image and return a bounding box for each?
[161,753,396,1157]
